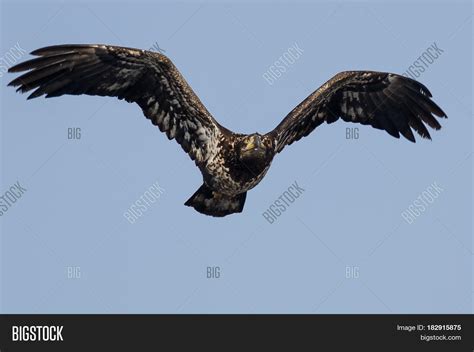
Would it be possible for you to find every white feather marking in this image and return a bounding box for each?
[348,106,355,117]
[187,121,197,130]
[196,127,207,141]
[106,82,129,91]
[169,123,177,137]
[341,101,347,114]
[151,102,159,114]
[156,109,166,124]
[163,115,170,130]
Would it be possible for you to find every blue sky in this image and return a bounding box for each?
[1,0,472,313]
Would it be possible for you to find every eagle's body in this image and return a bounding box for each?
[185,132,275,216]
[205,133,274,195]
[8,44,447,217]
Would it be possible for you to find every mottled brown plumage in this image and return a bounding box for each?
[8,44,447,217]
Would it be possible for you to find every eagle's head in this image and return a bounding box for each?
[237,133,271,164]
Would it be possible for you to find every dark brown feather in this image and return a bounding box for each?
[268,71,446,151]
[8,44,224,164]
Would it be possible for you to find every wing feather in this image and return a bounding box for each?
[8,44,224,164]
[268,71,447,152]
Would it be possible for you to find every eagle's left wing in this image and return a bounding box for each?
[268,71,447,153]
[8,44,225,164]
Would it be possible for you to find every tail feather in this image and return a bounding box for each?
[185,184,246,217]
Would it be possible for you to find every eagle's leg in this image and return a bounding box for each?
[184,184,247,217]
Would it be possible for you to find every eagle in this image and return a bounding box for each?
[8,44,447,217]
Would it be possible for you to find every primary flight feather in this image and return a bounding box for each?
[8,44,447,217]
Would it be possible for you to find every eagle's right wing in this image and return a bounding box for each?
[8,44,224,164]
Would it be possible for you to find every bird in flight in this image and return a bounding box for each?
[8,44,447,217]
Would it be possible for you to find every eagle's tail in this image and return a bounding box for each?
[184,184,247,217]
